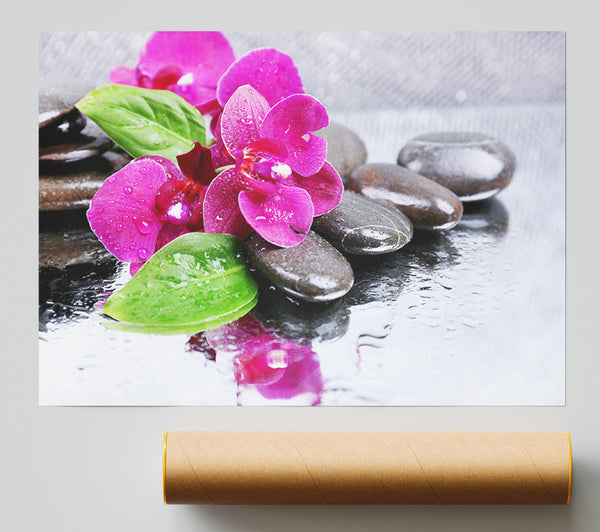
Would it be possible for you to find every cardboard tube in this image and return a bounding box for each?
[163,431,572,505]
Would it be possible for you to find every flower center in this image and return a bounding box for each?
[151,65,183,90]
[240,149,292,196]
[155,179,205,230]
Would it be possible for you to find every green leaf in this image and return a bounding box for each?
[75,84,206,163]
[101,233,258,335]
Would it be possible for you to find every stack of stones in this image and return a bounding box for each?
[38,79,516,303]
[247,126,516,303]
[39,78,131,211]
[39,79,132,269]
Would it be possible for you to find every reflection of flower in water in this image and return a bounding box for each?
[187,314,323,405]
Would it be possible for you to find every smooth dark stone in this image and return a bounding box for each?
[315,122,367,184]
[39,77,95,128]
[397,131,516,201]
[39,121,113,165]
[312,190,413,255]
[39,226,113,269]
[245,231,354,303]
[350,163,463,231]
[39,151,131,211]
[39,108,87,147]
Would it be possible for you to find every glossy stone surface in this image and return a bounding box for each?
[39,77,95,128]
[39,121,113,165]
[39,108,87,147]
[39,151,131,211]
[39,211,113,269]
[245,231,354,303]
[315,121,367,184]
[397,131,516,201]
[350,163,463,231]
[312,190,413,255]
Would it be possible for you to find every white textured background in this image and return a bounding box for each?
[39,31,564,109]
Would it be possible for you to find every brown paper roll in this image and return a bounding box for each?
[163,431,572,505]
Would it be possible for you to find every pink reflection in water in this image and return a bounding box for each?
[189,315,323,405]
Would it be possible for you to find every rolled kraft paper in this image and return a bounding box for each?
[163,431,572,505]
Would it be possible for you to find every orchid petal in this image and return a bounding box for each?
[129,262,144,276]
[209,113,235,168]
[238,185,313,247]
[245,137,288,160]
[220,85,270,160]
[87,158,168,264]
[216,48,304,107]
[261,94,329,177]
[155,223,187,251]
[176,142,216,185]
[254,343,323,401]
[138,31,234,81]
[109,66,139,86]
[137,155,184,181]
[109,32,236,109]
[287,161,343,216]
[203,167,251,239]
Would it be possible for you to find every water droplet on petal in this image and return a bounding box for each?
[136,220,152,234]
[123,186,133,195]
[140,167,147,175]
[241,115,253,126]
[116,223,124,232]
[129,241,136,250]
[138,248,149,260]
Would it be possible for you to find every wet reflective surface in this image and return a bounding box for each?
[39,106,565,405]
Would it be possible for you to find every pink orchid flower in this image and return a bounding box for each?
[110,31,305,123]
[87,143,216,274]
[199,314,323,405]
[109,31,235,114]
[203,84,343,247]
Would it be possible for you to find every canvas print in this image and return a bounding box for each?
[39,31,565,405]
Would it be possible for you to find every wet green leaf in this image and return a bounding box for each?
[76,84,206,163]
[101,233,258,335]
